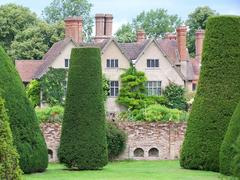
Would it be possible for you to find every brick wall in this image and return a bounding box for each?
[40,122,187,162]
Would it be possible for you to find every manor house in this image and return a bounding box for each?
[16,14,204,112]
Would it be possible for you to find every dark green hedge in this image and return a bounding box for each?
[220,101,240,175]
[106,122,126,160]
[0,46,48,173]
[232,135,240,178]
[58,47,108,170]
[180,16,240,172]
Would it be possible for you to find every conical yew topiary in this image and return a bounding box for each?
[0,97,22,179]
[220,101,240,175]
[0,46,48,173]
[58,47,108,169]
[180,16,240,172]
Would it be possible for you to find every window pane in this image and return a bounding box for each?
[111,81,115,86]
[65,59,69,67]
[115,81,119,86]
[111,59,114,67]
[110,88,114,96]
[115,59,118,67]
[151,60,154,67]
[155,59,159,67]
[107,59,110,67]
[115,88,119,96]
[147,60,150,67]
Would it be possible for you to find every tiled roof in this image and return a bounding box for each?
[34,38,74,78]
[119,39,151,60]
[15,60,44,82]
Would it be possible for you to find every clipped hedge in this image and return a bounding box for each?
[220,101,240,175]
[232,135,240,178]
[0,46,48,173]
[0,97,22,179]
[180,16,240,172]
[106,122,126,160]
[58,47,108,170]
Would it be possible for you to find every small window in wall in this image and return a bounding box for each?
[65,59,69,68]
[147,59,159,68]
[146,81,161,96]
[133,148,144,157]
[107,59,118,68]
[48,149,53,159]
[148,148,159,157]
[192,83,197,91]
[109,81,119,97]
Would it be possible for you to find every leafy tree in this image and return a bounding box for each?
[133,9,182,38]
[117,66,147,111]
[0,97,22,179]
[43,0,93,41]
[0,46,48,173]
[10,21,64,60]
[220,101,240,175]
[0,3,38,52]
[102,74,110,102]
[115,23,136,43]
[26,80,41,107]
[59,47,108,169]
[163,83,187,111]
[186,6,218,56]
[40,68,67,106]
[180,16,240,172]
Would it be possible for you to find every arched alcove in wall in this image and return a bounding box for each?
[48,149,53,159]
[148,148,159,157]
[133,148,144,157]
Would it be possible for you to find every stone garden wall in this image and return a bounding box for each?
[40,122,187,162]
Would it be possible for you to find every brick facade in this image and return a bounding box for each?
[41,122,187,162]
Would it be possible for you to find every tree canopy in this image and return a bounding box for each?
[0,3,38,52]
[43,0,93,41]
[115,23,136,43]
[186,6,218,56]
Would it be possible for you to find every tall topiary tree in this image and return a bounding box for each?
[0,97,22,179]
[58,47,108,169]
[220,101,240,175]
[0,46,48,173]
[180,16,240,172]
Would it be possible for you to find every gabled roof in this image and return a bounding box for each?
[15,60,44,82]
[34,38,77,78]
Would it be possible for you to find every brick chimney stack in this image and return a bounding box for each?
[195,29,205,61]
[136,30,146,43]
[94,13,113,43]
[164,32,177,40]
[64,17,83,43]
[176,26,187,61]
[105,14,113,36]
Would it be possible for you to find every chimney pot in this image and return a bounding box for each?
[195,29,205,60]
[64,16,83,43]
[176,25,187,61]
[137,30,146,43]
[165,32,177,40]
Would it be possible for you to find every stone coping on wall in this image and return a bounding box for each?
[40,121,187,162]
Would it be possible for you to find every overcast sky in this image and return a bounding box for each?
[0,0,240,33]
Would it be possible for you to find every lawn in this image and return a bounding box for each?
[24,160,224,180]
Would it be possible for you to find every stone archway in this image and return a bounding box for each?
[148,148,159,157]
[133,148,144,157]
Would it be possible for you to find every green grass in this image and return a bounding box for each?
[24,160,225,180]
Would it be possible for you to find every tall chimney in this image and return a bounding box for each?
[164,32,177,40]
[95,14,105,37]
[136,30,145,43]
[195,29,205,61]
[176,26,187,61]
[64,17,83,43]
[105,14,113,36]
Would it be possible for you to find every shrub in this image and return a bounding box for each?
[0,97,22,179]
[58,47,108,170]
[26,80,40,107]
[180,16,240,172]
[220,101,240,175]
[106,122,126,160]
[35,106,64,123]
[232,135,240,178]
[0,46,48,173]
[117,66,147,111]
[163,83,187,111]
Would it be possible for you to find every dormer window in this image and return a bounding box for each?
[65,59,69,68]
[147,59,159,68]
[107,59,118,68]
